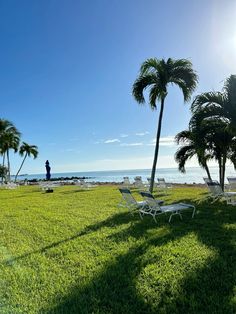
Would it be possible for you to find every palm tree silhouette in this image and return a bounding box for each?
[0,119,21,181]
[132,58,198,192]
[191,75,236,189]
[175,129,212,181]
[14,142,38,182]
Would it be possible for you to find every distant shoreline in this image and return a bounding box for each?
[13,166,236,185]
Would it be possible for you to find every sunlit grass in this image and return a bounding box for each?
[0,185,236,313]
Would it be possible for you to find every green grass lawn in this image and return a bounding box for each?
[0,184,236,314]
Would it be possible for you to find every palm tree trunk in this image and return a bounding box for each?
[3,152,5,167]
[219,157,223,189]
[2,153,5,183]
[7,148,10,182]
[149,98,165,193]
[204,163,212,181]
[222,155,227,191]
[15,153,27,182]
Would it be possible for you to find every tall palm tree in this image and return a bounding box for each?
[191,75,236,190]
[0,119,21,181]
[175,129,212,180]
[0,119,18,166]
[132,58,198,192]
[14,142,38,182]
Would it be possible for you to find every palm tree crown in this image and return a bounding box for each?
[175,129,212,180]
[132,58,198,107]
[19,142,38,158]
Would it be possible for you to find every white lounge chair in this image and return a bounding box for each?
[118,188,147,214]
[118,188,163,214]
[203,177,211,184]
[206,180,236,205]
[79,178,93,188]
[227,177,236,191]
[123,176,131,187]
[147,177,158,189]
[5,182,18,189]
[39,181,62,192]
[139,191,195,223]
[157,178,172,193]
[134,176,145,189]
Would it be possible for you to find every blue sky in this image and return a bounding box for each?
[1,0,236,174]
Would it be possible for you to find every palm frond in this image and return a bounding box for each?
[132,73,157,104]
[140,58,161,75]
[175,145,195,173]
[175,130,192,144]
[191,92,225,112]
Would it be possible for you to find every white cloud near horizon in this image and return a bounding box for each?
[120,142,143,147]
[148,136,176,147]
[135,131,150,136]
[120,134,128,138]
[16,154,232,175]
[49,155,223,173]
[104,139,121,144]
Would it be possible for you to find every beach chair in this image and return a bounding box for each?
[157,178,172,193]
[79,178,93,188]
[227,177,236,191]
[118,188,163,214]
[134,176,145,189]
[147,177,157,189]
[123,176,131,187]
[140,191,195,223]
[203,177,211,184]
[206,180,236,205]
[5,182,18,189]
[118,188,147,214]
[39,181,62,192]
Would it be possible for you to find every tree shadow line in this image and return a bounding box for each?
[2,197,236,313]
[40,199,236,313]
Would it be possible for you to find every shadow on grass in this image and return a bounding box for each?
[4,197,236,313]
[35,198,236,313]
[59,189,94,195]
[3,212,138,266]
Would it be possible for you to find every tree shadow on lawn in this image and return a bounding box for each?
[58,189,95,195]
[38,199,236,314]
[3,211,139,266]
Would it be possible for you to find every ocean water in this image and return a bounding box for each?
[15,166,236,184]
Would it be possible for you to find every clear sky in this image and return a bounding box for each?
[1,0,236,174]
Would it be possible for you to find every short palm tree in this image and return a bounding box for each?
[132,58,198,192]
[0,119,20,167]
[14,142,38,182]
[175,129,212,180]
[0,119,21,181]
[191,75,236,189]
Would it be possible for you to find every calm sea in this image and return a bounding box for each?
[15,166,236,184]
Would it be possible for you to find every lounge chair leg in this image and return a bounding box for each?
[179,212,182,220]
[139,212,143,220]
[153,215,157,223]
[192,206,196,218]
[168,214,172,223]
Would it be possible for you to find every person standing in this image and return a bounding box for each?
[45,160,51,180]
